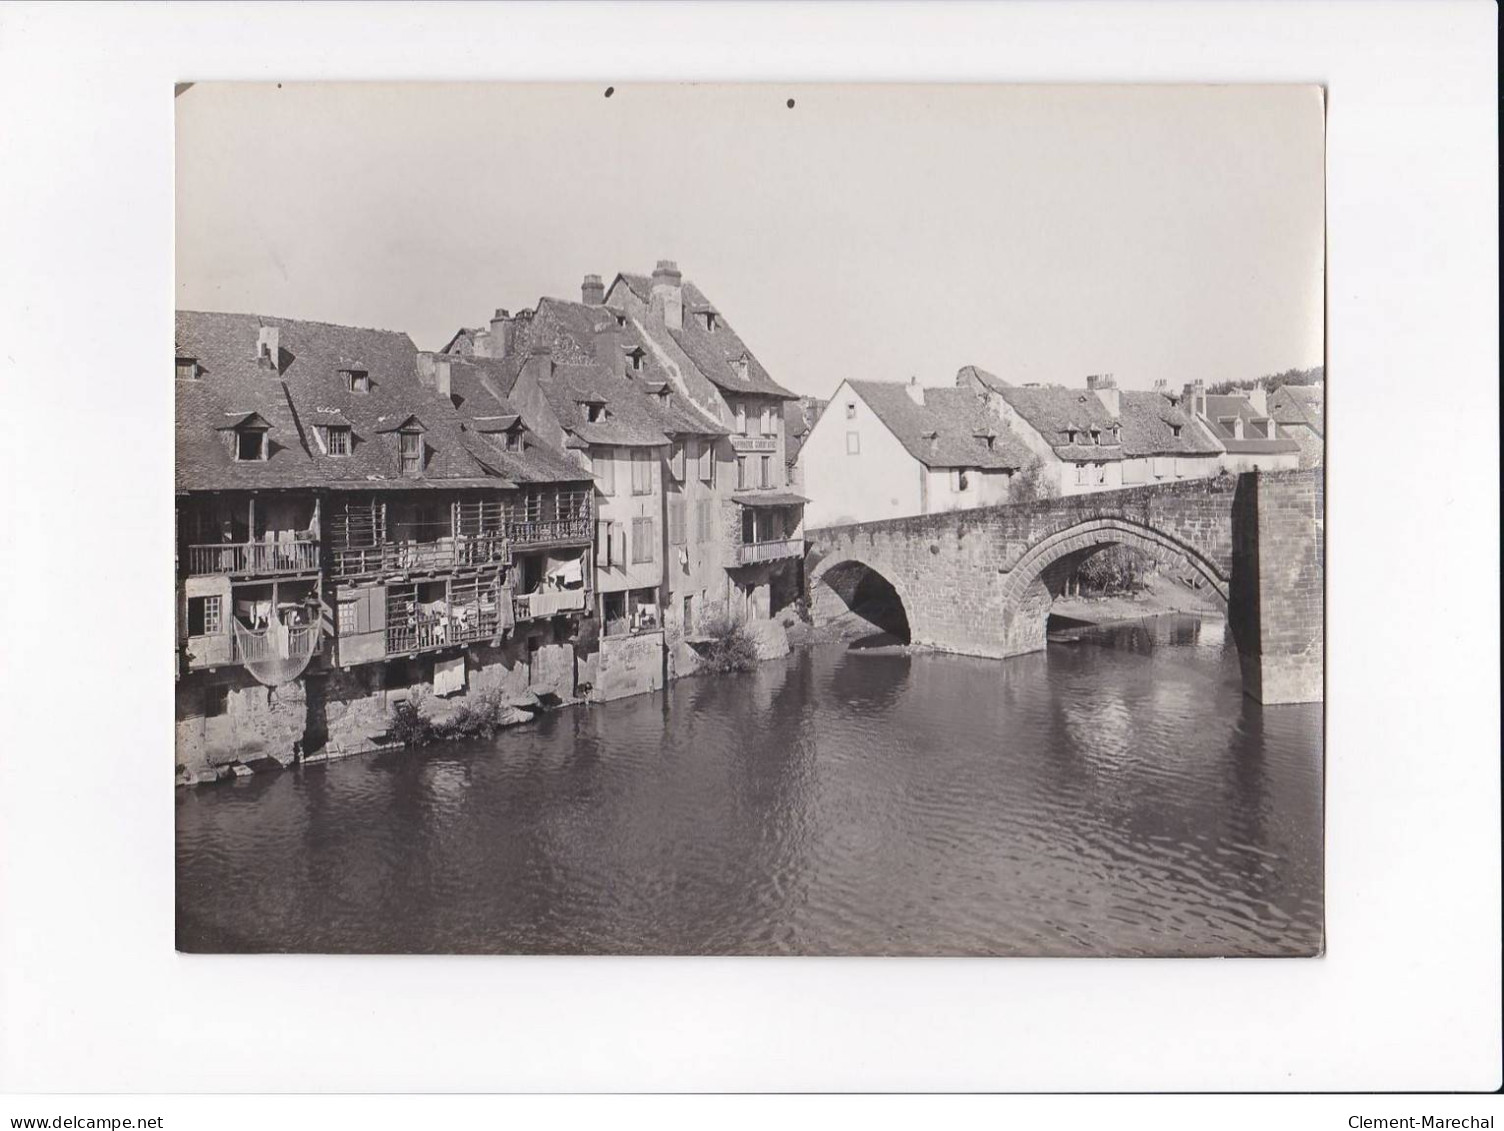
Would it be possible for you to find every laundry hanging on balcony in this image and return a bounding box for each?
[232,617,319,687]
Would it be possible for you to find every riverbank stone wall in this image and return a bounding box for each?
[175,621,582,780]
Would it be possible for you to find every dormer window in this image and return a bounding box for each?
[1065,428,1078,444]
[983,435,996,450]
[398,429,422,475]
[235,428,267,462]
[1171,423,1183,438]
[584,401,607,423]
[342,369,370,394]
[325,426,351,457]
[614,313,627,328]
[699,310,719,332]
[1090,427,1101,446]
[176,356,198,381]
[624,347,645,373]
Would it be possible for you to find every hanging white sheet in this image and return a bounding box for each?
[433,655,466,697]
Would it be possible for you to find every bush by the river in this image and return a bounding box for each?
[697,615,760,674]
[388,687,529,749]
[389,695,434,748]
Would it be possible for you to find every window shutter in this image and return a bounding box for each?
[669,497,686,545]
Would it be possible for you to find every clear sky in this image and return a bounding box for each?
[176,83,1324,398]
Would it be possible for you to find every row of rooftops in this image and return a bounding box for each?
[175,263,800,495]
[833,368,1316,472]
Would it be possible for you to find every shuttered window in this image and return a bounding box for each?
[631,517,655,564]
[669,443,686,482]
[630,450,653,495]
[668,496,687,545]
[594,449,616,495]
[696,499,713,544]
[698,442,714,483]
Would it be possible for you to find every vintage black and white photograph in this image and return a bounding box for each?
[173,82,1325,957]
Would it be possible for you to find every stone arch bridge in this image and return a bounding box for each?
[805,469,1322,705]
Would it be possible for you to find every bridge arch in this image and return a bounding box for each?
[807,555,914,645]
[998,517,1229,655]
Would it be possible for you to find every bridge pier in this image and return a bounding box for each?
[1227,471,1324,705]
[806,470,1323,706]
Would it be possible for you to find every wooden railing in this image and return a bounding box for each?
[508,516,593,546]
[384,608,498,655]
[736,537,803,565]
[188,540,319,577]
[331,533,510,578]
[513,588,588,621]
[232,622,321,664]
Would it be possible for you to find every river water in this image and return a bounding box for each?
[176,615,1324,956]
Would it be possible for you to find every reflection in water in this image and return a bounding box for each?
[177,615,1323,956]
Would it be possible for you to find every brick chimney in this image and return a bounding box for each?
[520,336,552,388]
[1246,385,1268,417]
[475,308,512,360]
[1090,373,1120,417]
[1183,380,1207,419]
[434,357,452,401]
[581,274,605,305]
[256,325,281,371]
[650,259,683,331]
[905,375,925,405]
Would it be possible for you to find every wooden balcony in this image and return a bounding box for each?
[735,537,804,565]
[331,533,510,578]
[513,588,588,621]
[508,516,593,547]
[188,540,319,577]
[231,622,321,664]
[385,609,499,656]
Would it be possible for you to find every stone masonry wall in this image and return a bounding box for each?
[807,470,1323,703]
[176,625,581,778]
[808,474,1241,660]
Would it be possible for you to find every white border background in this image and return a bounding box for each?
[0,0,1497,1094]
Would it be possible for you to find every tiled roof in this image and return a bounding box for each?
[989,382,1221,461]
[615,273,654,303]
[992,384,1126,462]
[434,354,593,485]
[1219,437,1304,454]
[175,310,511,492]
[610,272,797,400]
[848,380,1033,470]
[731,490,811,507]
[518,297,729,443]
[1268,385,1324,434]
[664,281,797,399]
[957,364,1007,389]
[1118,390,1223,457]
[1202,394,1302,452]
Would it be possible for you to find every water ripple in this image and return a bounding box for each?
[177,614,1324,956]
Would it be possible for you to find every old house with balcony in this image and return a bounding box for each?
[442,289,734,697]
[602,261,808,625]
[174,311,596,779]
[797,378,1032,527]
